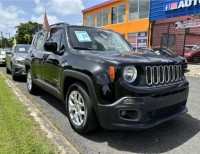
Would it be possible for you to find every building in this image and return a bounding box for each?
[82,0,150,50]
[150,0,200,53]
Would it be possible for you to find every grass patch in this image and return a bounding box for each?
[0,76,57,154]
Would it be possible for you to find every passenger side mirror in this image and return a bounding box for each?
[44,42,58,53]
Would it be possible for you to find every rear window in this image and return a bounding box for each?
[15,46,30,53]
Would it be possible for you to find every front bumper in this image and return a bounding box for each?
[13,64,26,76]
[0,59,5,64]
[96,85,189,130]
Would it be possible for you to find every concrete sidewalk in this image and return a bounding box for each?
[185,64,200,77]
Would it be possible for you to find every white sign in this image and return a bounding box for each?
[175,19,200,29]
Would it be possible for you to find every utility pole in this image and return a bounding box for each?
[6,32,10,48]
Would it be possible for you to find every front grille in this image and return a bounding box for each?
[145,65,183,86]
[149,102,185,120]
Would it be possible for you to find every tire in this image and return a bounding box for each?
[6,66,11,74]
[11,65,17,81]
[26,69,38,94]
[66,83,99,134]
[193,56,199,63]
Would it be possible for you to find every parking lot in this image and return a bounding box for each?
[0,65,200,154]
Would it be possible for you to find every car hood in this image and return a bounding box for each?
[80,51,182,65]
[15,53,28,59]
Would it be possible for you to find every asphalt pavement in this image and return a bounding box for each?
[0,66,200,154]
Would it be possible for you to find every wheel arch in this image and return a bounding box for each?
[61,70,98,104]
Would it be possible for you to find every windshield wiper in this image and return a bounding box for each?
[73,46,92,50]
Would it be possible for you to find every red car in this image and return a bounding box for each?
[183,46,200,63]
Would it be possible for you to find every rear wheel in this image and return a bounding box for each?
[26,69,38,94]
[66,83,98,134]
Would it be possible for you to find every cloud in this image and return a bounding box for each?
[31,14,63,25]
[34,0,84,15]
[0,3,26,38]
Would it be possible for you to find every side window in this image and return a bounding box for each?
[32,34,38,48]
[36,33,45,51]
[49,28,64,52]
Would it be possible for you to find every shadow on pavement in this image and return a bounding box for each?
[31,88,200,153]
[84,114,200,153]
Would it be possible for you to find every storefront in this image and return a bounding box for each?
[82,0,150,50]
[150,0,200,54]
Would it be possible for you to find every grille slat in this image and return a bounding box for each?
[146,65,183,86]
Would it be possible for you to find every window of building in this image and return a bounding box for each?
[161,34,176,47]
[139,0,149,19]
[97,9,108,27]
[129,0,149,21]
[129,0,138,21]
[86,14,95,27]
[111,3,126,24]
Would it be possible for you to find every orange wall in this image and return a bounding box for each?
[83,0,149,41]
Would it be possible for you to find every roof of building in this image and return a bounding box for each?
[82,0,115,13]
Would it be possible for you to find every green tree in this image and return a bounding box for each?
[15,21,42,44]
[23,34,31,44]
[0,37,12,48]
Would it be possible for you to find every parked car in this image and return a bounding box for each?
[152,47,188,69]
[25,23,189,134]
[6,44,30,80]
[183,46,200,63]
[184,45,197,50]
[0,50,6,65]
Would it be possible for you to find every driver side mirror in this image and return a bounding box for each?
[44,42,58,53]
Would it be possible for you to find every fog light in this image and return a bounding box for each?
[119,110,141,121]
[121,110,127,116]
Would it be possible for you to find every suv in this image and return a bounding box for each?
[25,23,189,134]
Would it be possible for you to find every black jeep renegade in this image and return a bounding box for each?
[25,23,189,134]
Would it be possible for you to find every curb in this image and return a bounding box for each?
[0,70,79,154]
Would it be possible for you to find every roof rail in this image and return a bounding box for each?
[50,22,69,27]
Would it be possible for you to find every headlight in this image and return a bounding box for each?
[123,66,137,83]
[15,57,25,65]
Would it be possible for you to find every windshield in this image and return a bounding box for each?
[0,50,6,55]
[15,46,30,53]
[192,46,200,51]
[68,26,132,53]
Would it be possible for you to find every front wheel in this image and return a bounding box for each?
[6,66,11,74]
[11,65,17,81]
[26,69,38,94]
[66,83,99,134]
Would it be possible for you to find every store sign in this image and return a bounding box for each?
[175,19,200,29]
[137,32,148,48]
[165,0,200,11]
[128,33,137,48]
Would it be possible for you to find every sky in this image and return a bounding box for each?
[0,0,107,38]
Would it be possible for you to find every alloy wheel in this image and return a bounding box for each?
[68,90,86,126]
